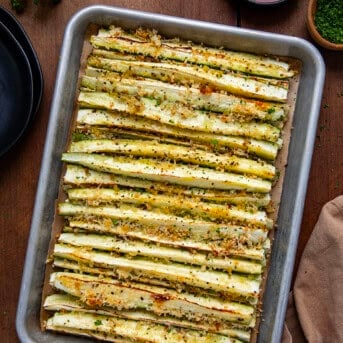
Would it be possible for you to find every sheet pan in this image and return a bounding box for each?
[16,5,325,343]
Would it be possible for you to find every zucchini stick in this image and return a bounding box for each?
[53,258,233,303]
[61,153,272,192]
[53,244,261,299]
[59,202,269,248]
[87,56,288,102]
[93,27,293,79]
[66,220,268,260]
[46,311,239,343]
[69,139,276,180]
[53,257,177,290]
[78,91,281,143]
[44,294,251,342]
[64,165,271,207]
[58,233,263,274]
[67,188,273,228]
[76,109,280,159]
[91,48,287,89]
[50,272,255,324]
[82,69,286,121]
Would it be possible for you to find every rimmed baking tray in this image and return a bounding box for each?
[16,5,325,343]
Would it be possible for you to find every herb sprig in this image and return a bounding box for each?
[11,0,61,12]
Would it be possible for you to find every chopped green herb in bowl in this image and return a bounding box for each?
[314,0,343,44]
[307,0,343,50]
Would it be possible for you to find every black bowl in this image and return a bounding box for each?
[0,6,43,124]
[0,21,34,156]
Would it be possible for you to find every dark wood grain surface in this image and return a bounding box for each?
[0,1,341,342]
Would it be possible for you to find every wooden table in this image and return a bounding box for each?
[0,1,342,341]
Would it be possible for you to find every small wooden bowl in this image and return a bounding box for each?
[307,0,343,51]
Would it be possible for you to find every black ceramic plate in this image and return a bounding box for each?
[0,6,43,123]
[0,21,33,156]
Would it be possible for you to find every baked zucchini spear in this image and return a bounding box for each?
[59,202,271,248]
[69,139,275,179]
[51,257,261,302]
[76,109,280,160]
[78,91,281,142]
[58,233,263,274]
[46,311,243,342]
[44,294,251,342]
[91,26,293,79]
[90,47,289,90]
[53,245,261,301]
[64,165,271,207]
[82,67,287,122]
[61,153,272,192]
[66,188,273,228]
[65,220,269,260]
[50,272,256,325]
[87,56,288,102]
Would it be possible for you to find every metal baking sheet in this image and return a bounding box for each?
[16,5,325,343]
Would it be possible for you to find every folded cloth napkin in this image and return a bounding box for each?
[282,196,343,343]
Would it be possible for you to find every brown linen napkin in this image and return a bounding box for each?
[282,196,343,343]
